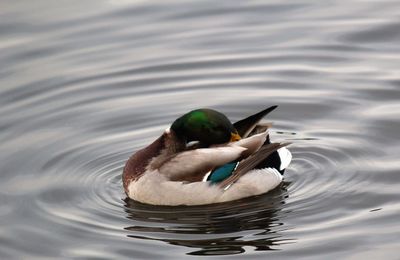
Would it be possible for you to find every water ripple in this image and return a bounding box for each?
[1,0,400,258]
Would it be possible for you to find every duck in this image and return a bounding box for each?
[123,106,292,206]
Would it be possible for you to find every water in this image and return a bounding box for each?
[1,0,400,258]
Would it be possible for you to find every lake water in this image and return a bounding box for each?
[1,0,400,258]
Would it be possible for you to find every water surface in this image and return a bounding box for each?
[1,0,400,258]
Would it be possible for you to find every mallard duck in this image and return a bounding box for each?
[123,106,292,206]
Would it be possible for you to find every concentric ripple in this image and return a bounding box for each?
[1,0,400,259]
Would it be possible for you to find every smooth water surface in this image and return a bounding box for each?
[1,0,400,258]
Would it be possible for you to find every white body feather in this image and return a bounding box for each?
[278,147,292,170]
[127,168,283,206]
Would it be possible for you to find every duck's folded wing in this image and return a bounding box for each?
[249,123,273,136]
[218,142,290,189]
[159,146,247,182]
[228,130,269,158]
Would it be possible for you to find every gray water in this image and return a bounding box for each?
[1,0,400,259]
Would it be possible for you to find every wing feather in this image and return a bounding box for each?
[159,146,246,181]
[218,142,290,189]
[228,130,269,158]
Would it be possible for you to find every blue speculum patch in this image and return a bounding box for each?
[208,162,239,183]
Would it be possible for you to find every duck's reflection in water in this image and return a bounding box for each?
[124,182,295,256]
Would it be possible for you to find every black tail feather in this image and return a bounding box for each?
[233,106,278,138]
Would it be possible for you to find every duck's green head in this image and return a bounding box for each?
[171,109,241,145]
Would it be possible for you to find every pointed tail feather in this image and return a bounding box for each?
[233,106,278,138]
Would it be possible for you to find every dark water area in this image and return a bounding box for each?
[1,0,400,259]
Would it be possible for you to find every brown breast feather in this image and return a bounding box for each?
[122,134,166,193]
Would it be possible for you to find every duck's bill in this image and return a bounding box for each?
[230,132,241,142]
